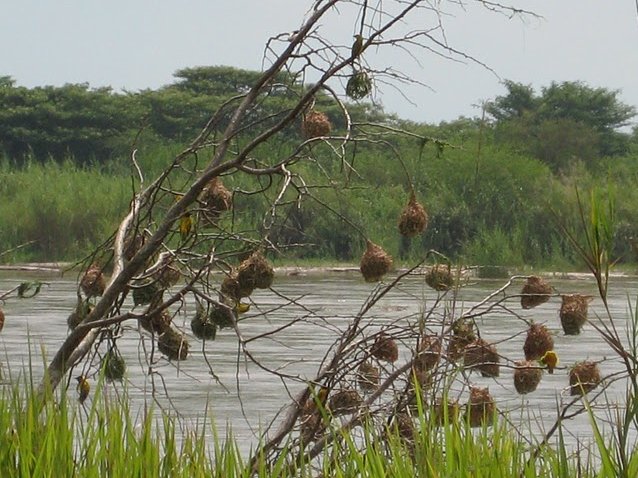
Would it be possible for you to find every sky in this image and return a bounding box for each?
[2,1,638,127]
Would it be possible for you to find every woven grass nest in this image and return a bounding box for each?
[370,332,399,363]
[157,328,189,361]
[328,389,362,416]
[414,335,442,372]
[345,70,372,100]
[513,360,542,395]
[103,350,126,382]
[155,262,181,288]
[221,270,254,301]
[520,276,552,309]
[425,264,454,291]
[132,282,163,306]
[67,301,92,330]
[301,110,332,139]
[123,233,145,262]
[398,191,428,238]
[0,307,4,333]
[360,240,393,282]
[433,398,460,426]
[357,361,380,392]
[447,319,477,361]
[200,177,232,225]
[80,263,106,298]
[569,360,601,396]
[523,322,554,361]
[140,308,172,335]
[463,338,500,377]
[237,250,275,291]
[390,412,415,443]
[190,305,218,340]
[466,386,496,428]
[560,294,593,335]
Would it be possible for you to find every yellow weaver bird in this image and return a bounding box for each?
[235,302,251,314]
[539,350,559,374]
[76,375,90,404]
[179,212,193,241]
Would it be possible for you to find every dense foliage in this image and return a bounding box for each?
[1,68,637,267]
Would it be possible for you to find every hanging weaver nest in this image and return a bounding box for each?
[200,177,232,225]
[157,328,189,361]
[370,332,399,363]
[208,302,235,330]
[80,264,106,298]
[360,240,393,282]
[237,250,275,291]
[301,110,332,139]
[299,410,327,443]
[357,361,380,392]
[569,360,601,396]
[414,335,442,372]
[466,386,496,428]
[329,389,363,416]
[345,70,372,100]
[190,305,218,340]
[140,308,172,335]
[520,275,553,309]
[103,350,126,382]
[154,262,181,288]
[447,319,477,361]
[523,323,554,361]
[513,360,542,395]
[398,191,428,238]
[433,398,461,426]
[389,412,415,443]
[0,307,4,333]
[560,294,593,335]
[425,264,454,291]
[67,301,92,330]
[463,338,500,377]
[132,282,162,306]
[221,270,254,301]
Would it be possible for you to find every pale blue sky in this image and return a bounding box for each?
[2,1,637,126]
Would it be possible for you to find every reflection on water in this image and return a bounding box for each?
[1,270,637,453]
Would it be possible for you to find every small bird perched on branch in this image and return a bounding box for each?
[351,34,364,60]
[539,350,559,374]
[76,375,90,403]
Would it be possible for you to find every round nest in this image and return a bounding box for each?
[560,294,592,335]
[67,301,93,330]
[301,110,332,139]
[200,177,232,225]
[123,233,145,262]
[398,191,428,238]
[370,332,399,363]
[433,398,460,426]
[140,308,172,335]
[425,264,454,291]
[466,386,496,428]
[569,360,601,396]
[155,263,181,288]
[523,323,554,361]
[345,70,372,100]
[414,334,442,372]
[103,351,126,382]
[190,306,218,340]
[357,361,380,392]
[221,270,254,301]
[237,251,274,290]
[299,410,326,443]
[132,282,163,306]
[209,303,235,329]
[447,319,477,362]
[80,264,106,298]
[0,307,5,333]
[520,276,552,309]
[328,389,362,416]
[463,338,500,377]
[390,412,415,443]
[157,328,189,361]
[360,240,393,283]
[513,360,542,395]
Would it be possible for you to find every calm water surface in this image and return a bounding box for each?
[2,270,638,454]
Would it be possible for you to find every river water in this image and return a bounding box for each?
[1,269,638,457]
